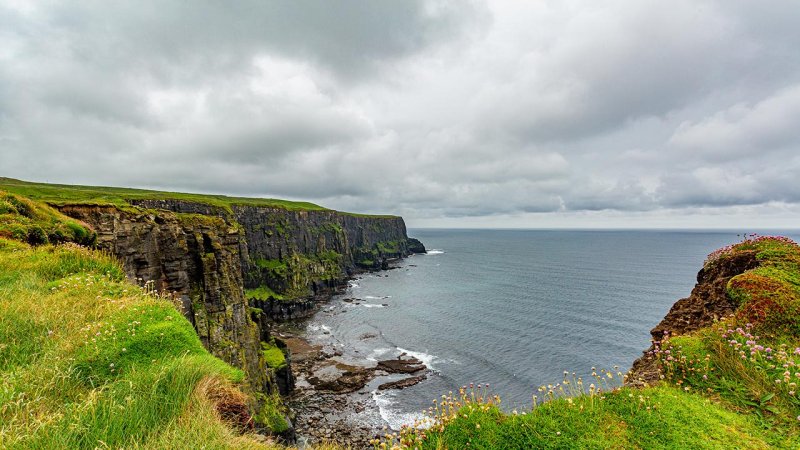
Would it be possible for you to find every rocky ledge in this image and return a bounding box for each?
[278,325,430,447]
[628,249,760,385]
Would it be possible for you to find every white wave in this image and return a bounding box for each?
[308,324,332,333]
[397,347,437,370]
[366,347,392,361]
[364,295,392,300]
[362,304,386,308]
[426,249,445,255]
[348,281,360,288]
[372,391,430,430]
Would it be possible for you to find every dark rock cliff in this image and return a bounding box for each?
[56,200,424,403]
[628,251,760,385]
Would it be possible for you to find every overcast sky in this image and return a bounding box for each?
[1,1,799,228]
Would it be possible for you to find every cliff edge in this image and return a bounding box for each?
[0,177,425,439]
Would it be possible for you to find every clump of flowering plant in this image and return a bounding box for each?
[704,234,797,267]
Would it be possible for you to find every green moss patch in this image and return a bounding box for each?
[261,341,287,370]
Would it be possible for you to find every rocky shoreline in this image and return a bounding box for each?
[277,328,429,448]
[272,263,430,448]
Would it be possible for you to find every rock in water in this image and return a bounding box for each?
[377,356,426,374]
[378,375,427,390]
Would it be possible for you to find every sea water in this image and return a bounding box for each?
[303,229,800,429]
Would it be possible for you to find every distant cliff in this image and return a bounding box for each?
[55,199,424,401]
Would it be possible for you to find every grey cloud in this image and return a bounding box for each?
[669,85,800,162]
[1,1,799,227]
[36,0,483,80]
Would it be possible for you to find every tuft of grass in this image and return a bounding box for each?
[0,190,96,246]
[262,341,287,370]
[246,285,286,302]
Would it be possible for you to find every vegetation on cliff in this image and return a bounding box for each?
[0,177,328,213]
[0,191,96,246]
[0,238,295,448]
[0,186,414,449]
[377,236,800,449]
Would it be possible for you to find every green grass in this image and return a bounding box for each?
[246,285,285,301]
[0,190,96,246]
[261,342,287,370]
[253,258,289,273]
[0,176,328,213]
[413,386,775,450]
[0,238,282,449]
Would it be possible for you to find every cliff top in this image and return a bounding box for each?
[0,177,398,219]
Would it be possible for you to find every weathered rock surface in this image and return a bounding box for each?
[377,356,427,374]
[628,251,760,385]
[378,375,427,390]
[56,200,423,410]
[307,362,374,393]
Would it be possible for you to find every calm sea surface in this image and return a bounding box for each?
[303,229,800,428]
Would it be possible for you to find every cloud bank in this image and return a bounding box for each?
[1,0,799,227]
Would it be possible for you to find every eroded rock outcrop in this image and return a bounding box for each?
[56,200,423,405]
[628,251,760,385]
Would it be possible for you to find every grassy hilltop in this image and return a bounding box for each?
[0,177,328,213]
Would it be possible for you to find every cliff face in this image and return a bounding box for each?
[628,250,760,385]
[56,200,424,400]
[58,205,271,394]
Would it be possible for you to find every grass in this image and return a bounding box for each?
[401,384,774,450]
[0,177,328,213]
[377,236,800,449]
[0,239,287,449]
[247,285,286,301]
[262,341,287,370]
[0,190,96,246]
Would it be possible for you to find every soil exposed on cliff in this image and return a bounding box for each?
[628,250,760,385]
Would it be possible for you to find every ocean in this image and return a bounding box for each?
[302,229,800,429]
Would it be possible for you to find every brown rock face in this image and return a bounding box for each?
[378,375,427,390]
[307,362,374,393]
[628,251,760,385]
[377,356,427,374]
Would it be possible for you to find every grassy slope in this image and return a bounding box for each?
[0,238,287,449]
[0,177,328,213]
[0,190,97,246]
[0,196,285,448]
[382,236,800,449]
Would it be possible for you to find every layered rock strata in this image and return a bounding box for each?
[56,200,424,406]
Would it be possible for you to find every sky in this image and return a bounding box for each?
[1,1,799,228]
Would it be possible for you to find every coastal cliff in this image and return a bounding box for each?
[0,178,424,439]
[628,248,761,384]
[56,201,423,394]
